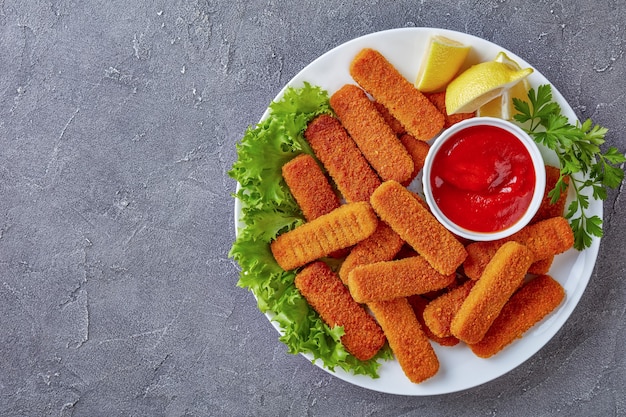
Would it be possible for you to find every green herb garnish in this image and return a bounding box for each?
[513,84,625,250]
[229,83,391,377]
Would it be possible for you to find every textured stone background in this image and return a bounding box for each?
[1,1,624,416]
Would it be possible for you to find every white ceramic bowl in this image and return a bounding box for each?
[422,117,546,241]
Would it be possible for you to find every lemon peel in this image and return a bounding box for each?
[415,35,471,93]
[445,52,533,115]
[477,52,531,119]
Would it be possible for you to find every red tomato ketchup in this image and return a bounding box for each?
[430,124,536,233]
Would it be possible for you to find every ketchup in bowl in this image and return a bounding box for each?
[423,117,545,241]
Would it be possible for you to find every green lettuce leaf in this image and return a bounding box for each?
[228,83,388,377]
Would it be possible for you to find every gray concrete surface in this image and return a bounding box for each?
[1,1,624,416]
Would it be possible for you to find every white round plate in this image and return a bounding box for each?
[233,28,601,396]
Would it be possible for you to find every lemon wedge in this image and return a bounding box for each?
[475,95,505,118]
[445,52,533,115]
[415,35,471,93]
[477,78,531,119]
[477,52,531,119]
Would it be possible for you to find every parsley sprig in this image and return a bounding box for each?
[513,84,626,250]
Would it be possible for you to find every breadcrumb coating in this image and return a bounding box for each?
[423,280,475,338]
[372,100,406,135]
[463,216,574,280]
[531,165,569,223]
[408,295,459,347]
[369,298,439,383]
[270,202,378,271]
[338,221,404,284]
[350,48,445,141]
[330,84,414,183]
[528,256,554,275]
[398,133,430,186]
[304,114,381,203]
[282,153,340,221]
[348,256,456,303]
[469,274,565,358]
[295,261,386,361]
[451,241,534,345]
[370,180,467,275]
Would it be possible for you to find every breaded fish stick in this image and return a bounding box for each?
[424,91,475,128]
[463,217,574,280]
[372,101,406,135]
[295,261,386,361]
[470,274,565,358]
[370,180,467,275]
[398,133,430,186]
[348,256,456,303]
[451,241,534,345]
[369,298,439,383]
[330,85,414,183]
[338,221,404,285]
[408,295,459,347]
[422,280,475,338]
[528,256,554,275]
[350,48,445,141]
[531,165,569,223]
[282,153,348,258]
[271,202,378,271]
[304,114,381,203]
[282,153,340,221]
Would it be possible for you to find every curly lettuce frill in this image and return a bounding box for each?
[228,83,391,377]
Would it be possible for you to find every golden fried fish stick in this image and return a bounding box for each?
[330,85,414,183]
[348,256,456,303]
[271,202,378,271]
[508,216,574,256]
[304,114,381,203]
[451,241,534,345]
[463,217,574,280]
[408,295,459,347]
[294,261,386,361]
[422,280,475,338]
[370,180,467,275]
[424,91,475,128]
[369,298,439,383]
[350,48,445,141]
[282,153,340,221]
[394,244,419,260]
[410,190,431,211]
[372,101,406,135]
[529,256,554,275]
[531,165,569,223]
[338,221,404,284]
[398,134,430,186]
[470,274,565,358]
[282,153,349,258]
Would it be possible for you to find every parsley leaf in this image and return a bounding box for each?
[513,85,626,250]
